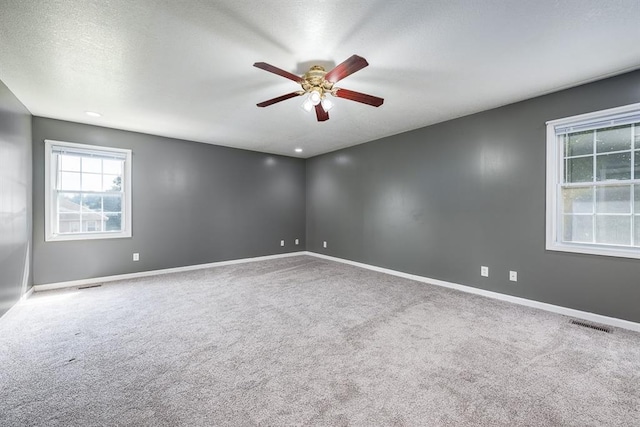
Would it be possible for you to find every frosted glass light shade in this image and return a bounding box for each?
[321,97,333,111]
[309,91,321,105]
[301,98,314,112]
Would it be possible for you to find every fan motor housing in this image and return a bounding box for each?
[301,66,334,95]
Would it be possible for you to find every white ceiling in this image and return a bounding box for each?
[1,1,640,158]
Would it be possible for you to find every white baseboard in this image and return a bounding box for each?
[22,287,34,300]
[33,251,307,292]
[29,249,640,333]
[305,251,640,333]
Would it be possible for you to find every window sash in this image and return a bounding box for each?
[554,113,640,135]
[546,102,640,259]
[45,140,132,242]
[53,190,125,235]
[50,144,127,161]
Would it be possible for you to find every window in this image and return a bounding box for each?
[546,103,640,258]
[45,140,132,241]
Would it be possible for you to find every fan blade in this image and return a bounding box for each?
[253,62,302,83]
[257,92,301,107]
[325,55,369,83]
[334,88,384,107]
[315,104,329,122]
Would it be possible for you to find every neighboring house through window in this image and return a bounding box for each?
[546,103,640,259]
[45,140,132,241]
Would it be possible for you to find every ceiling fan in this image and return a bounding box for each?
[253,55,384,122]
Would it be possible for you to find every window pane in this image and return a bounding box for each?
[595,185,631,214]
[59,171,81,191]
[103,174,121,191]
[85,220,102,232]
[58,193,81,234]
[59,213,81,233]
[102,195,122,213]
[58,193,81,208]
[596,125,632,153]
[105,213,122,231]
[562,187,593,214]
[81,194,102,211]
[635,150,640,179]
[565,157,593,183]
[636,185,640,213]
[82,157,101,173]
[565,131,593,157]
[596,152,631,181]
[103,159,122,175]
[59,155,81,172]
[635,216,640,247]
[635,124,640,149]
[82,173,102,191]
[82,212,107,230]
[595,215,631,245]
[563,215,593,243]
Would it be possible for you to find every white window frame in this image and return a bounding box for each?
[45,139,132,242]
[546,102,640,259]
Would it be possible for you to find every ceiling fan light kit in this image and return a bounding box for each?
[254,55,384,122]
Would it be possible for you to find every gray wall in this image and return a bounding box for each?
[0,80,32,317]
[307,70,640,323]
[32,118,306,284]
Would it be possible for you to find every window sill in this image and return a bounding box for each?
[45,231,131,242]
[546,241,640,260]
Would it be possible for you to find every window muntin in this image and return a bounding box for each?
[45,140,132,241]
[546,103,640,258]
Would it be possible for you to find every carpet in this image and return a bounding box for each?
[1,255,638,426]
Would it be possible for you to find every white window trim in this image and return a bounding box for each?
[546,102,640,259]
[44,139,132,242]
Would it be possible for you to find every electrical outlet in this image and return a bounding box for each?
[133,253,139,261]
[295,238,299,245]
[280,240,285,247]
[509,271,518,282]
[323,241,327,248]
[481,266,489,277]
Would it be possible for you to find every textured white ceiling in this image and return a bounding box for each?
[1,0,640,158]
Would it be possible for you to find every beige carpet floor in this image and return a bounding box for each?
[1,255,639,426]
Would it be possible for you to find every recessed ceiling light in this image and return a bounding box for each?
[85,111,101,118]
[295,148,303,153]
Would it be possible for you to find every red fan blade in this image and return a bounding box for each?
[253,62,302,83]
[257,92,301,107]
[325,55,369,83]
[315,104,329,122]
[334,88,384,107]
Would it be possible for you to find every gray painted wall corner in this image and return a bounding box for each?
[0,80,32,317]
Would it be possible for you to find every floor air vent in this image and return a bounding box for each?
[78,284,102,290]
[570,319,612,333]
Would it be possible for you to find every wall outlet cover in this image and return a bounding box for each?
[481,266,489,277]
